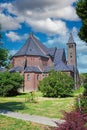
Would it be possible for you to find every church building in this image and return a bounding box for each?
[10,33,79,92]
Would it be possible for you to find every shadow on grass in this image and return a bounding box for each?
[0,102,26,112]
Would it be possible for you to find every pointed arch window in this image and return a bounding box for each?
[27,74,30,81]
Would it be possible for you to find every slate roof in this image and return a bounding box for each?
[67,33,76,44]
[44,63,74,73]
[67,65,74,72]
[11,33,75,73]
[44,48,74,73]
[24,66,42,73]
[54,61,74,72]
[44,65,54,73]
[53,49,64,65]
[9,66,23,73]
[14,33,48,58]
[47,47,57,57]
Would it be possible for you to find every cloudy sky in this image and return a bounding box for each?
[0,0,87,73]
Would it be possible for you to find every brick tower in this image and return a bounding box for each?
[67,33,79,88]
[67,33,77,68]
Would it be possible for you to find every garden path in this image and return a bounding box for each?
[0,110,64,127]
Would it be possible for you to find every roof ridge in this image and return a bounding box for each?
[14,36,31,56]
[25,37,31,55]
[38,66,42,72]
[31,34,47,55]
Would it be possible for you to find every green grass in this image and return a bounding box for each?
[0,115,52,130]
[0,94,75,118]
[73,86,84,96]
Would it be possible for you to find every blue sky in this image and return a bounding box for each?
[0,0,87,73]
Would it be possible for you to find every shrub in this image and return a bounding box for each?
[0,71,23,96]
[75,95,87,114]
[55,111,87,130]
[83,83,87,96]
[25,91,37,103]
[73,86,84,96]
[39,70,74,98]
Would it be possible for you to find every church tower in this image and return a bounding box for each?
[67,33,79,89]
[67,33,77,68]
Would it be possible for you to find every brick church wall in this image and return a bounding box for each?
[24,72,42,92]
[12,56,53,69]
[12,56,25,67]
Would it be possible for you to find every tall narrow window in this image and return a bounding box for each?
[27,74,30,80]
[70,52,72,58]
[37,75,39,80]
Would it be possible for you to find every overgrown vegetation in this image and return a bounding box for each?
[73,86,84,96]
[75,95,87,114]
[0,71,23,96]
[55,111,87,130]
[75,73,87,114]
[55,74,87,130]
[39,70,74,98]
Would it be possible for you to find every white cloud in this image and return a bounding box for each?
[44,31,70,48]
[54,6,78,21]
[6,32,21,42]
[0,3,24,31]
[9,49,18,56]
[26,18,68,35]
[14,0,77,11]
[77,54,87,73]
[0,13,22,30]
[0,0,87,73]
[6,31,29,42]
[0,0,79,34]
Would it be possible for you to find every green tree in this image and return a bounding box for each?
[76,0,87,42]
[39,70,74,98]
[0,24,8,67]
[79,73,86,85]
[0,71,23,96]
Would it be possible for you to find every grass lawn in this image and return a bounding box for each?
[0,115,52,130]
[0,92,75,119]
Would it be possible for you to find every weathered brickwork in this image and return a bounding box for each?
[24,72,44,92]
[10,33,79,92]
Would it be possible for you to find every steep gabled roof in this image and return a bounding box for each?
[47,47,57,57]
[14,33,48,58]
[52,48,74,72]
[53,49,64,65]
[67,33,76,44]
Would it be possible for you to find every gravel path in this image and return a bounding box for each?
[0,110,64,127]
